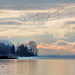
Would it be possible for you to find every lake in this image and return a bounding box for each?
[0,58,75,75]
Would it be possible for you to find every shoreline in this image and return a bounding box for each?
[1,55,75,59]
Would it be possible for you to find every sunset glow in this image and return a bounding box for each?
[0,0,75,55]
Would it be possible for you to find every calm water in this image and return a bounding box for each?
[0,59,75,75]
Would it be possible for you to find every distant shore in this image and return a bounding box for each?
[1,55,75,59]
[17,55,75,59]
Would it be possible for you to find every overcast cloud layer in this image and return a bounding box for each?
[0,0,75,55]
[0,0,75,10]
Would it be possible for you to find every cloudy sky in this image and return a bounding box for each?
[0,0,75,55]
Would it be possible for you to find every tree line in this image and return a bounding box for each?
[0,40,38,57]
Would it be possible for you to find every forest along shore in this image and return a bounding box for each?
[0,40,38,59]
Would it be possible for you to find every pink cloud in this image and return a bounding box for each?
[37,40,75,53]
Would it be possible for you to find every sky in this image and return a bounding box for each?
[0,0,75,55]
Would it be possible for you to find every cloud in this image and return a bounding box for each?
[0,24,48,38]
[65,21,75,25]
[0,20,22,25]
[0,0,75,10]
[55,41,68,46]
[37,40,75,55]
[0,3,75,55]
[0,3,75,40]
[0,17,75,39]
[44,18,75,39]
[0,9,28,19]
[0,8,62,20]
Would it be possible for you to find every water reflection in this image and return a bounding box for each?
[0,59,75,75]
[16,60,38,75]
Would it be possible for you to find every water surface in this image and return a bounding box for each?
[0,59,75,75]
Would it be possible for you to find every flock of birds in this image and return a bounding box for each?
[18,7,64,24]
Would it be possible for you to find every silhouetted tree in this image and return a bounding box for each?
[11,45,15,54]
[27,41,38,55]
[16,44,29,56]
[0,40,15,55]
[16,41,38,57]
